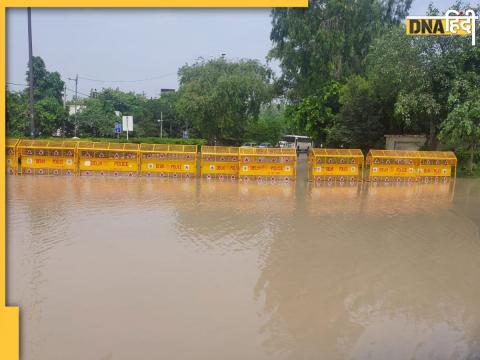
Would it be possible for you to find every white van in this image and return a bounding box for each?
[280,135,313,152]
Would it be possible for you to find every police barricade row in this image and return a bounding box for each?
[308,148,364,183]
[78,142,139,177]
[238,147,297,183]
[17,139,78,176]
[5,139,459,184]
[139,144,197,178]
[366,150,457,183]
[200,146,239,181]
[6,138,19,175]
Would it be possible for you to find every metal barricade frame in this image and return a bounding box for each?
[17,139,78,176]
[308,148,364,183]
[200,146,239,180]
[139,144,197,178]
[366,150,457,183]
[78,142,139,176]
[6,138,19,175]
[238,147,297,182]
[416,151,457,183]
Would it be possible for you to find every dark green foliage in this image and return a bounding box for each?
[176,57,274,143]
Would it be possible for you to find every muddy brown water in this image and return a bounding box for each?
[6,161,480,360]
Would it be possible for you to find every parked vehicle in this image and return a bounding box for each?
[281,135,313,152]
[258,142,272,148]
[241,142,257,147]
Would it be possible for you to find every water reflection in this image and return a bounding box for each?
[257,180,480,359]
[174,180,295,252]
[308,182,362,215]
[7,176,480,360]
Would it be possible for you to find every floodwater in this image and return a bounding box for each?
[6,160,480,360]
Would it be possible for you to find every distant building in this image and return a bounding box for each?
[385,135,427,150]
[68,105,86,116]
[160,88,176,96]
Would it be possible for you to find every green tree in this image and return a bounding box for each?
[77,98,118,137]
[6,91,29,136]
[34,97,66,136]
[139,92,181,138]
[269,0,412,101]
[176,57,274,143]
[246,104,287,145]
[329,75,384,149]
[440,73,480,173]
[394,91,441,146]
[366,26,425,136]
[23,56,66,136]
[366,3,479,149]
[285,81,341,145]
[26,56,65,103]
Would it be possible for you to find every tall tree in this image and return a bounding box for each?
[269,0,412,101]
[176,57,274,143]
[366,25,425,136]
[377,3,480,148]
[6,91,29,136]
[246,104,288,145]
[285,81,341,145]
[440,72,480,173]
[23,56,66,136]
[76,98,118,137]
[329,75,384,149]
[26,56,64,103]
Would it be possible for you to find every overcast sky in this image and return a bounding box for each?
[6,1,465,99]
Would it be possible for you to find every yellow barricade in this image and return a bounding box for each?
[308,148,364,182]
[238,147,296,182]
[139,144,197,178]
[6,138,19,175]
[366,150,419,182]
[366,150,457,182]
[78,142,139,176]
[200,146,239,180]
[417,151,457,183]
[18,139,78,176]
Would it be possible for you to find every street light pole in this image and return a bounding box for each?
[27,8,35,138]
[68,74,79,137]
[63,83,67,137]
[160,112,163,138]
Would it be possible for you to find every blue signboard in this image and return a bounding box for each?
[114,122,121,134]
[182,130,189,139]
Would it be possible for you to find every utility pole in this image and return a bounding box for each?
[159,112,163,138]
[74,74,78,137]
[63,84,67,137]
[27,8,35,138]
[68,74,79,137]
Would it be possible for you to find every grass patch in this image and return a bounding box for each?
[13,136,207,146]
[456,165,480,178]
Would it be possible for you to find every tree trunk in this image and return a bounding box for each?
[428,118,437,149]
[468,143,476,173]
